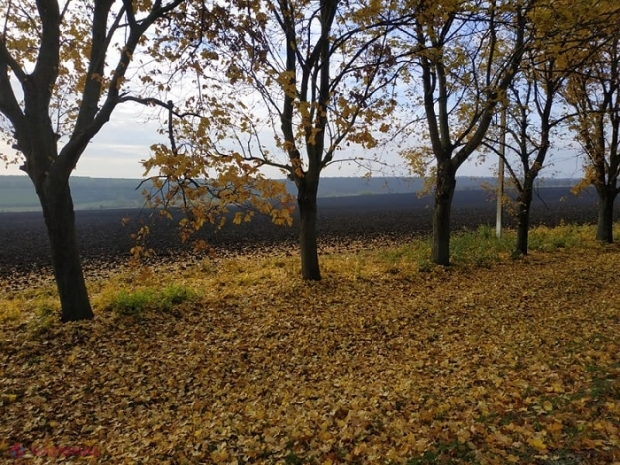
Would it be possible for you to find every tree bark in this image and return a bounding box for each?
[37,176,93,322]
[297,185,321,280]
[515,184,534,256]
[432,162,456,266]
[595,187,617,243]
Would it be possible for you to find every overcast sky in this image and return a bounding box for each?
[1,102,586,180]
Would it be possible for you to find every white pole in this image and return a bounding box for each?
[496,106,506,239]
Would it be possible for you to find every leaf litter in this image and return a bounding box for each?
[0,246,619,464]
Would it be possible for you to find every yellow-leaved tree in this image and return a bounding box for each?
[398,0,530,265]
[0,0,189,321]
[121,3,297,256]
[562,1,620,243]
[142,0,405,280]
[482,0,608,255]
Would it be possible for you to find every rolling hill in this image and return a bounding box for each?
[0,175,581,212]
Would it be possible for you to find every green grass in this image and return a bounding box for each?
[378,223,618,272]
[528,222,595,251]
[450,224,514,266]
[103,284,199,316]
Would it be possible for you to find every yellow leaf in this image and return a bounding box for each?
[547,421,563,433]
[210,448,230,462]
[2,394,17,403]
[527,437,547,451]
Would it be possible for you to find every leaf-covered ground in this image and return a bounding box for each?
[1,241,619,464]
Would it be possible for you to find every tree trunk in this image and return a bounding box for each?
[37,177,94,322]
[595,187,616,243]
[432,162,456,266]
[515,184,533,256]
[298,186,321,280]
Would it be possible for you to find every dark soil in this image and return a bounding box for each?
[0,187,614,283]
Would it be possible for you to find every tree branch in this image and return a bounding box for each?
[0,33,28,84]
[32,0,61,107]
[58,0,185,176]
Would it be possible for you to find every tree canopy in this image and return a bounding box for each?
[142,0,406,279]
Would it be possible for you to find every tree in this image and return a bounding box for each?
[0,0,185,321]
[400,0,529,265]
[492,73,561,255]
[478,0,620,253]
[144,0,404,279]
[483,0,595,255]
[563,8,620,243]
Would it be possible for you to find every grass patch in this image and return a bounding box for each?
[103,284,199,316]
[528,222,594,252]
[376,223,615,274]
[450,224,514,266]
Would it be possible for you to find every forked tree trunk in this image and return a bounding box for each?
[432,162,456,266]
[595,187,617,243]
[515,185,534,256]
[37,176,93,322]
[297,186,321,280]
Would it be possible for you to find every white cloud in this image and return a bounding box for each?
[0,100,585,180]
